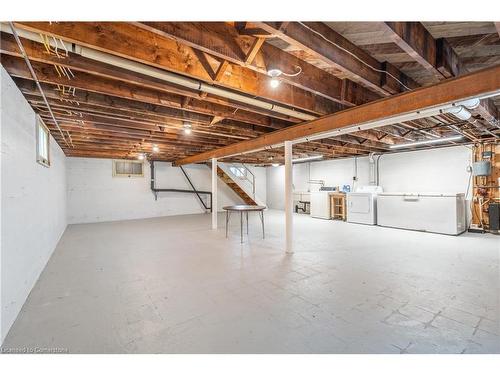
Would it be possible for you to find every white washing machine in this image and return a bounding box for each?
[346,186,383,225]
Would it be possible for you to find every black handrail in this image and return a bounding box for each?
[150,161,212,212]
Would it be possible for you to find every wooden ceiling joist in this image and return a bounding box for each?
[382,22,499,125]
[173,64,500,165]
[135,22,380,106]
[254,22,420,96]
[1,55,293,131]
[12,22,342,116]
[2,22,499,162]
[0,32,302,125]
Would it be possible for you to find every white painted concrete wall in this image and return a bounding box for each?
[376,146,472,193]
[1,67,67,344]
[267,146,472,210]
[66,158,257,224]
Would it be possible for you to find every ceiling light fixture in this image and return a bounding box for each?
[152,145,160,153]
[271,163,280,167]
[183,124,192,135]
[267,66,302,88]
[389,135,463,149]
[137,153,145,160]
[292,155,323,163]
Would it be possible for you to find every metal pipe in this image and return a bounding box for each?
[8,22,69,147]
[150,161,212,210]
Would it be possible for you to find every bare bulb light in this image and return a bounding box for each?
[152,145,159,153]
[267,66,301,88]
[271,163,280,167]
[183,124,192,135]
[268,68,282,89]
[138,153,145,161]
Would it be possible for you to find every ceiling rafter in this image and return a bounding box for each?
[382,22,499,126]
[254,22,420,96]
[13,22,341,116]
[173,64,500,165]
[134,22,380,106]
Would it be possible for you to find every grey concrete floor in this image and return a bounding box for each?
[2,210,499,353]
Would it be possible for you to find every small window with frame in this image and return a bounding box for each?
[113,160,144,177]
[36,116,50,167]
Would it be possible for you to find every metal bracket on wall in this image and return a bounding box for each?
[150,161,212,212]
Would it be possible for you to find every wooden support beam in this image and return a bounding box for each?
[255,22,419,96]
[384,22,444,82]
[382,22,498,124]
[134,22,380,105]
[244,37,265,64]
[213,60,229,82]
[0,32,301,123]
[173,65,500,165]
[210,116,225,126]
[436,37,464,78]
[2,55,293,130]
[13,22,341,115]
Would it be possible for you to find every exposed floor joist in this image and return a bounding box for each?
[174,64,500,165]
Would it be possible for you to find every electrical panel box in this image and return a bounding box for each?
[472,161,491,176]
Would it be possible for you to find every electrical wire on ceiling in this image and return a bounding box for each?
[297,22,412,92]
[8,22,70,147]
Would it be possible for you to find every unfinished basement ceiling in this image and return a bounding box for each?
[0,21,499,164]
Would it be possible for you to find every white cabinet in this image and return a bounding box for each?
[377,193,466,235]
[311,192,332,219]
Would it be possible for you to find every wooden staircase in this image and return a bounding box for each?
[215,166,257,205]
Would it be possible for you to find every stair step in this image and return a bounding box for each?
[212,165,257,205]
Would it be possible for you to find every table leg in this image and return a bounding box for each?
[240,211,243,243]
[246,211,249,234]
[260,210,265,239]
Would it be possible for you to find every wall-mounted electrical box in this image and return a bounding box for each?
[472,161,491,176]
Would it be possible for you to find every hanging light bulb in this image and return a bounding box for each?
[271,163,280,167]
[183,123,192,135]
[267,66,302,88]
[137,153,145,161]
[268,68,282,88]
[152,144,159,153]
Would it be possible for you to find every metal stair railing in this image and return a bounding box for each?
[227,163,256,199]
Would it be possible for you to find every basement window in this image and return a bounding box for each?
[36,117,50,167]
[229,166,247,178]
[112,160,144,177]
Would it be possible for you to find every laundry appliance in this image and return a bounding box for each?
[346,185,383,225]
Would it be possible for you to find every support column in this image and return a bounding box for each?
[211,158,218,229]
[284,141,293,254]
